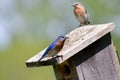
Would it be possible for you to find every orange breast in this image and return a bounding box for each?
[56,41,64,48]
[74,7,86,17]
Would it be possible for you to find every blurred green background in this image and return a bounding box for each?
[0,0,120,80]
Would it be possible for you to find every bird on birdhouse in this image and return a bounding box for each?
[38,35,68,61]
[72,2,90,27]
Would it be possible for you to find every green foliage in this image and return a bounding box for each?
[0,38,55,80]
[112,34,120,58]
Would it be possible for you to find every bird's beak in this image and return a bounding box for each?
[72,4,75,7]
[63,36,68,41]
[65,36,69,39]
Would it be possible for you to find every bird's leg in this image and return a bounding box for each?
[88,21,90,24]
[57,55,63,61]
[53,55,63,61]
[54,55,62,58]
[79,24,82,27]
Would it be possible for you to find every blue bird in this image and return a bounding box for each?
[38,35,68,61]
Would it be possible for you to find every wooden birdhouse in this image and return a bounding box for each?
[25,23,120,80]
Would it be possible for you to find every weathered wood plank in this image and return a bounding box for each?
[57,23,115,64]
[26,22,115,67]
[74,33,119,80]
[110,43,120,80]
[53,61,79,80]
[53,33,120,80]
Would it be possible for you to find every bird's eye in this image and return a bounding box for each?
[62,36,65,39]
[76,3,78,6]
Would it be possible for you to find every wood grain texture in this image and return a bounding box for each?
[53,33,120,80]
[25,23,115,67]
[53,61,79,80]
[73,33,119,80]
[110,43,120,80]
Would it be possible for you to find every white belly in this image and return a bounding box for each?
[77,15,85,24]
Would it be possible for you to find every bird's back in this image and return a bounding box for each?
[38,40,57,61]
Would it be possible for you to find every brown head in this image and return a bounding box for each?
[56,36,68,48]
[72,2,82,8]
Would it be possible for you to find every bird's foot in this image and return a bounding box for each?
[52,55,63,60]
[88,21,90,24]
[54,55,62,58]
[79,24,82,27]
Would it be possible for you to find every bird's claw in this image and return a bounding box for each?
[79,24,82,27]
[52,55,63,60]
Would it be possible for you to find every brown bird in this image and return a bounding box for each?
[72,2,90,27]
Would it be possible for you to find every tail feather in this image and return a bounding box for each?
[38,58,42,62]
[38,56,43,62]
[38,52,47,62]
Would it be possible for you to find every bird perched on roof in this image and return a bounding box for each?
[38,35,68,61]
[72,2,90,27]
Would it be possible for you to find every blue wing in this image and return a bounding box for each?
[38,40,57,61]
